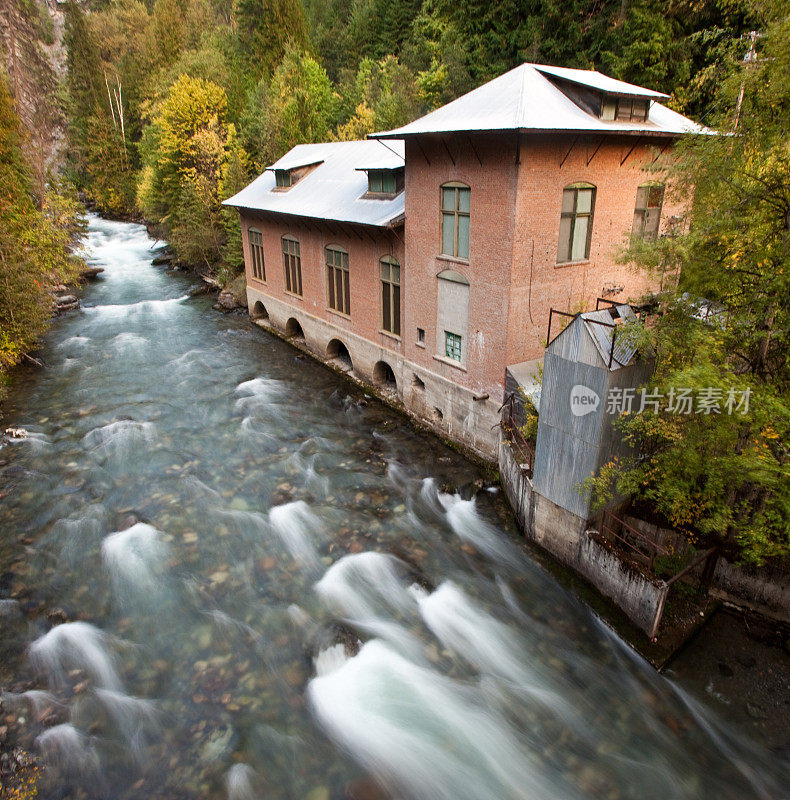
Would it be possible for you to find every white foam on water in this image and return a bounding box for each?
[269,501,323,572]
[47,508,107,568]
[30,622,122,691]
[234,377,286,417]
[314,552,422,655]
[225,763,257,800]
[314,643,351,677]
[418,582,575,719]
[6,431,51,452]
[286,450,330,497]
[82,420,155,461]
[111,332,148,353]
[308,639,572,800]
[35,723,100,775]
[94,688,160,756]
[438,492,520,566]
[1,689,61,718]
[315,552,414,620]
[101,522,169,602]
[57,335,91,352]
[235,377,284,398]
[85,295,189,318]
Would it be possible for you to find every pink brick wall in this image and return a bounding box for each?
[239,211,405,356]
[239,131,684,407]
[400,132,683,401]
[402,134,520,399]
[508,134,684,365]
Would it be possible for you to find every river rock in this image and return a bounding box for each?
[55,294,80,312]
[345,777,391,800]
[303,787,329,800]
[217,275,247,310]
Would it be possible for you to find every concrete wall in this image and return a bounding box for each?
[576,532,668,638]
[711,557,790,624]
[499,438,668,637]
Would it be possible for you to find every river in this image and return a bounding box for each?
[0,216,786,800]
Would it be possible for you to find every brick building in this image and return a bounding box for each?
[224,63,703,461]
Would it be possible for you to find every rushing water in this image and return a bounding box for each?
[0,216,787,800]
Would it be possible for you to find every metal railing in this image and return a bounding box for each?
[500,393,535,475]
[546,307,619,369]
[600,509,671,571]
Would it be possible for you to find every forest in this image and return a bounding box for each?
[0,0,788,562]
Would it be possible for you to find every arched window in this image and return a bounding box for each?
[436,268,469,365]
[248,227,265,281]
[633,184,664,241]
[558,183,595,263]
[441,183,470,259]
[380,256,400,336]
[282,236,302,296]
[326,246,350,315]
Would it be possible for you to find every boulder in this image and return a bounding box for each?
[217,291,239,310]
[217,274,247,311]
[55,294,80,312]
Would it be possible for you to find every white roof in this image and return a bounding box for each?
[533,64,669,99]
[223,140,405,228]
[373,63,706,139]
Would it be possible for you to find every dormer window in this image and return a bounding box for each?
[275,169,292,188]
[270,160,322,191]
[368,170,396,194]
[363,168,403,197]
[601,95,650,122]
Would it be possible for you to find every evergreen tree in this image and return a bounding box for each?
[234,0,308,81]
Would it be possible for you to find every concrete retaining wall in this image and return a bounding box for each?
[712,557,790,623]
[576,533,668,638]
[499,439,667,636]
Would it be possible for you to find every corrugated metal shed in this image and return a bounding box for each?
[532,304,654,520]
[372,63,707,139]
[222,140,405,228]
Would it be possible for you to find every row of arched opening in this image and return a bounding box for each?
[252,302,398,391]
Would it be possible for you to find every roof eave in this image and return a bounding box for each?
[372,126,697,139]
[217,204,404,230]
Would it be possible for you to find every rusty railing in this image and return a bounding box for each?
[600,509,671,571]
[500,393,535,475]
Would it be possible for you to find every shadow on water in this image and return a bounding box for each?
[0,215,787,800]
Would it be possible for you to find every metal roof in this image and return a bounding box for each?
[581,306,639,369]
[372,63,706,139]
[533,64,669,99]
[222,140,406,228]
